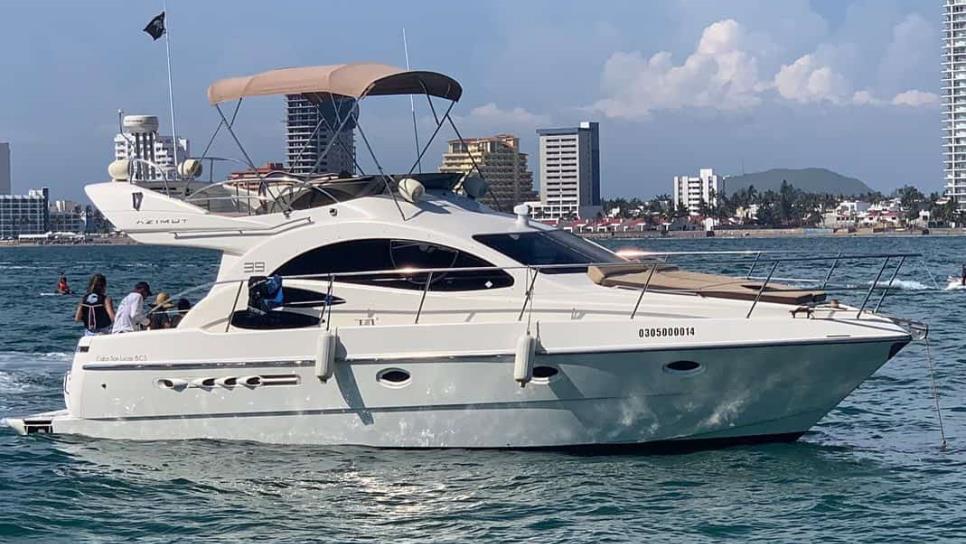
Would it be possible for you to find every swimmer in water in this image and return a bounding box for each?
[56,274,71,295]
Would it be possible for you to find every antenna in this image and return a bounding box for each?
[403,28,421,173]
[163,0,180,180]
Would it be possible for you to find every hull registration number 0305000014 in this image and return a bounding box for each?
[639,327,697,339]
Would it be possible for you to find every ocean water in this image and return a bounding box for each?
[1,237,964,542]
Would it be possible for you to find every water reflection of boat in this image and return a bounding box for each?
[4,63,924,450]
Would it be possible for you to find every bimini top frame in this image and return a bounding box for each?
[199,62,486,219]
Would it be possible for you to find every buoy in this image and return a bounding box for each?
[514,333,536,387]
[397,178,425,203]
[315,330,337,382]
[157,378,188,390]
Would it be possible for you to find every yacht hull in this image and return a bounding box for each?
[7,334,907,448]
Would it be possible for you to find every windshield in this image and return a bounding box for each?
[473,230,625,273]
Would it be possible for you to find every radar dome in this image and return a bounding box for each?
[123,115,160,134]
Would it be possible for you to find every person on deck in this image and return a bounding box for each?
[112,281,152,334]
[148,292,176,329]
[74,274,114,335]
[170,298,192,328]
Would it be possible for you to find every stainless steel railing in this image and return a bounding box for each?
[150,250,924,331]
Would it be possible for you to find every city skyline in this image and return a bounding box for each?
[0,0,943,202]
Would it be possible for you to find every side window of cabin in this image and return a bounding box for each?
[273,239,514,291]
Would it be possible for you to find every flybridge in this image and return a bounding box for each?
[101,62,496,225]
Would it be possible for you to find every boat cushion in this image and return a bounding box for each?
[588,264,826,305]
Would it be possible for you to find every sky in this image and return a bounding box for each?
[0,0,944,201]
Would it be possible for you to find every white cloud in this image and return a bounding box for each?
[891,90,939,107]
[593,13,939,119]
[593,19,764,118]
[773,54,850,104]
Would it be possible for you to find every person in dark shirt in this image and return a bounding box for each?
[170,298,192,328]
[74,274,115,335]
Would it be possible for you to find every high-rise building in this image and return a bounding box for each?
[285,95,356,175]
[0,142,10,194]
[536,122,601,220]
[0,187,48,238]
[672,168,725,215]
[113,115,189,187]
[439,134,535,209]
[945,0,966,210]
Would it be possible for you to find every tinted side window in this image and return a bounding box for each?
[473,231,623,273]
[273,239,513,291]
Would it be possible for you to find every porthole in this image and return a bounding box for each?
[531,366,559,384]
[377,368,412,388]
[663,360,702,375]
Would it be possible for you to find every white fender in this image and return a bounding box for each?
[157,378,188,390]
[514,333,536,387]
[398,178,425,203]
[238,375,262,388]
[178,158,203,179]
[215,376,237,388]
[315,330,337,382]
[461,174,488,199]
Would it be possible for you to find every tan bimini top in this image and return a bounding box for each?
[207,63,463,104]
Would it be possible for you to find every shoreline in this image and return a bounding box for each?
[581,227,966,240]
[2,227,965,247]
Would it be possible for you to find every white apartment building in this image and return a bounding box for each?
[439,134,535,209]
[285,95,356,175]
[672,169,725,215]
[536,122,601,220]
[945,0,966,210]
[113,115,189,186]
[0,142,10,194]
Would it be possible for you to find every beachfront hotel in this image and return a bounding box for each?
[536,122,602,220]
[285,95,356,175]
[439,134,535,209]
[0,187,48,238]
[944,0,966,210]
[672,168,725,215]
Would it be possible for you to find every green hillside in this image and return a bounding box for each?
[725,168,873,196]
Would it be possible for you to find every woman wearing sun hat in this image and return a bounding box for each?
[148,292,176,329]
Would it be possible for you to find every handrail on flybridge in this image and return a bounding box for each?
[152,251,924,328]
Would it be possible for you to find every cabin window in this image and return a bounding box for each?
[273,238,514,291]
[473,230,623,273]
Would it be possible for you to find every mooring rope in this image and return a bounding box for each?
[923,336,948,450]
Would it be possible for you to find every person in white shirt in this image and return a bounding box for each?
[112,282,152,333]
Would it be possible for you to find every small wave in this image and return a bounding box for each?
[0,352,72,366]
[869,279,932,291]
[945,281,966,291]
[0,371,36,394]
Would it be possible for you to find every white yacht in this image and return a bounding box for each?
[5,63,924,449]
